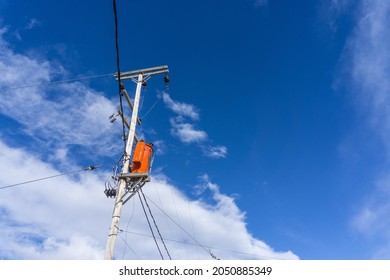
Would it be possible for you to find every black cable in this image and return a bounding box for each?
[140,188,172,260]
[112,0,127,153]
[0,165,100,190]
[142,192,220,260]
[137,191,164,260]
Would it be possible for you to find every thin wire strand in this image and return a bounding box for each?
[140,98,160,119]
[121,197,136,259]
[142,192,219,260]
[152,181,181,258]
[137,191,164,260]
[139,188,172,260]
[0,74,113,92]
[117,230,139,259]
[0,165,100,190]
[119,229,290,260]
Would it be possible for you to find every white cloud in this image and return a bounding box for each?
[152,140,167,155]
[335,0,390,257]
[0,140,297,260]
[170,118,208,143]
[26,18,40,30]
[0,30,120,158]
[325,0,354,32]
[161,93,227,156]
[255,0,268,7]
[161,92,199,120]
[202,145,228,159]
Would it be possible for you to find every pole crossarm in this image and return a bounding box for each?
[115,65,169,81]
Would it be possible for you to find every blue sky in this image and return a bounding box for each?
[1,0,390,260]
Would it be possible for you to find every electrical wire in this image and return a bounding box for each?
[112,0,127,153]
[140,98,160,120]
[121,197,136,259]
[117,230,139,259]
[139,187,172,260]
[0,74,113,92]
[0,165,100,190]
[142,192,220,260]
[152,181,181,258]
[137,190,164,260]
[119,229,290,260]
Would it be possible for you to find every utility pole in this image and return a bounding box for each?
[104,65,169,260]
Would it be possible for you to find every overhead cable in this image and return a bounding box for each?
[137,191,164,260]
[140,187,172,260]
[0,165,101,190]
[120,229,290,260]
[142,192,220,260]
[1,73,113,92]
[112,0,127,153]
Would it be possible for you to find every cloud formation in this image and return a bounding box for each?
[161,92,228,158]
[0,140,297,260]
[201,145,228,159]
[334,0,390,258]
[0,29,119,160]
[169,118,208,143]
[255,0,268,7]
[161,92,199,120]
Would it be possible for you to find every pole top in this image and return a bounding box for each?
[114,65,169,81]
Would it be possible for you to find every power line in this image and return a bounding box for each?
[139,187,172,260]
[140,97,160,119]
[0,73,113,92]
[112,0,127,153]
[118,229,290,260]
[0,165,100,190]
[137,190,164,260]
[117,230,139,259]
[142,191,220,260]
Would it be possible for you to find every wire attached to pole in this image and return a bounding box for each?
[0,165,101,190]
[139,187,172,260]
[137,190,165,260]
[142,191,220,260]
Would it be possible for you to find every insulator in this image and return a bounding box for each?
[164,75,170,84]
[104,188,117,198]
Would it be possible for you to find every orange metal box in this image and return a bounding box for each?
[131,141,154,173]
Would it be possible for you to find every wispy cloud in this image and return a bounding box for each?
[26,18,40,30]
[161,92,227,158]
[170,118,208,143]
[161,92,199,120]
[334,0,390,258]
[255,0,268,8]
[0,29,119,161]
[202,145,228,159]
[325,0,353,32]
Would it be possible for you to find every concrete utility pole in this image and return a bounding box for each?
[104,65,169,260]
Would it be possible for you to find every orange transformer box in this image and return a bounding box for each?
[131,140,154,173]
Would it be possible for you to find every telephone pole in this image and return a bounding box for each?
[104,65,169,260]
